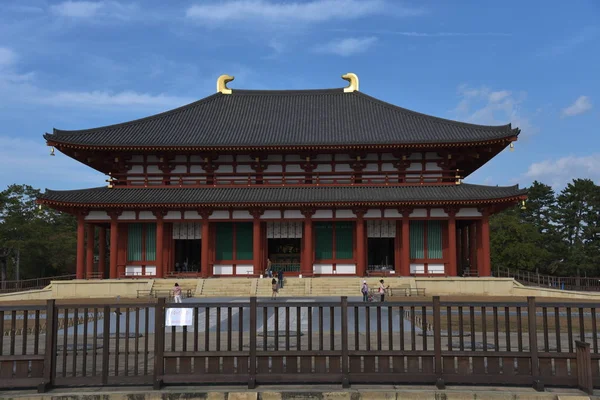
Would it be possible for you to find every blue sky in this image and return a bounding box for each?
[1,0,598,192]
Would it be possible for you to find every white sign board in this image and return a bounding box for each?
[165,307,193,326]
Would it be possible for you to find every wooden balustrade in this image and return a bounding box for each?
[0,297,597,392]
[109,169,463,188]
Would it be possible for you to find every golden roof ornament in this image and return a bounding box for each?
[342,73,359,93]
[217,74,234,94]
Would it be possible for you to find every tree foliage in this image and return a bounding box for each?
[0,184,76,282]
[491,179,600,276]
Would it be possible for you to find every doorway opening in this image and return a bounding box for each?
[174,240,201,273]
[367,237,395,273]
[268,238,301,273]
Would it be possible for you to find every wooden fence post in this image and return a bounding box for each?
[527,297,543,391]
[153,298,165,390]
[38,300,56,393]
[248,297,257,389]
[575,341,593,395]
[432,296,445,389]
[101,305,110,385]
[341,296,350,388]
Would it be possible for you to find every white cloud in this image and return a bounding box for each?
[453,84,536,136]
[313,36,377,56]
[0,135,105,190]
[50,1,104,18]
[40,90,194,109]
[561,96,592,117]
[186,0,422,25]
[0,47,16,67]
[49,1,137,20]
[523,155,600,189]
[330,28,511,37]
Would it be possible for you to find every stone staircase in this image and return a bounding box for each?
[199,278,253,297]
[256,277,306,297]
[151,279,198,297]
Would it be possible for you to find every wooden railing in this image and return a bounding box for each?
[0,297,598,392]
[110,169,462,188]
[496,266,600,291]
[0,274,75,294]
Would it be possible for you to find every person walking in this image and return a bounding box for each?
[361,280,369,302]
[173,282,182,303]
[378,279,388,302]
[271,278,279,299]
[278,269,284,289]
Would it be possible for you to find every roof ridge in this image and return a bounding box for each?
[355,92,514,132]
[51,93,223,136]
[232,88,344,96]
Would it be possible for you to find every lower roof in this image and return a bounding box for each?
[38,184,527,208]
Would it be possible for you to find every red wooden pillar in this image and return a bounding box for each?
[469,221,478,275]
[301,209,315,276]
[109,212,120,279]
[98,227,106,279]
[461,225,468,271]
[155,214,165,278]
[480,210,491,277]
[85,224,94,279]
[76,215,85,279]
[251,211,264,275]
[354,210,366,276]
[394,220,401,273]
[447,209,457,277]
[400,209,411,276]
[200,210,212,278]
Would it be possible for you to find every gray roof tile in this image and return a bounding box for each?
[39,184,527,207]
[45,89,519,148]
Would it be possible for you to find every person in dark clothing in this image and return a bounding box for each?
[278,269,284,289]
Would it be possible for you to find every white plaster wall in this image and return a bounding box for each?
[128,165,143,174]
[145,266,157,276]
[425,152,441,159]
[125,266,142,275]
[261,210,282,219]
[335,210,356,219]
[336,264,356,274]
[410,263,425,274]
[381,163,395,172]
[381,153,395,161]
[119,211,136,220]
[139,211,156,220]
[165,211,180,220]
[428,264,445,274]
[217,155,234,163]
[314,264,333,274]
[146,165,160,173]
[286,155,302,162]
[188,155,200,163]
[236,265,254,275]
[265,165,283,173]
[237,165,253,173]
[283,210,303,219]
[430,209,448,217]
[232,211,252,219]
[408,153,422,160]
[173,165,187,173]
[209,211,230,220]
[364,209,382,218]
[184,211,201,220]
[269,155,283,161]
[457,208,482,217]
[213,265,234,275]
[406,162,422,171]
[335,154,351,161]
[315,164,333,172]
[85,211,110,221]
[383,209,402,218]
[425,162,442,171]
[285,164,303,172]
[216,165,234,173]
[237,155,253,162]
[335,164,352,172]
[130,155,143,162]
[410,209,427,218]
[363,163,378,172]
[313,210,333,219]
[315,154,332,161]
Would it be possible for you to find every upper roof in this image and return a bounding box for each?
[45,88,519,149]
[38,184,527,208]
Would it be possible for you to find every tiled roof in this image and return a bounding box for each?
[39,184,527,207]
[45,89,519,148]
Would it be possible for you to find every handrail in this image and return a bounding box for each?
[0,274,76,293]
[497,266,600,291]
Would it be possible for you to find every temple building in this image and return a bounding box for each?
[38,74,527,279]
